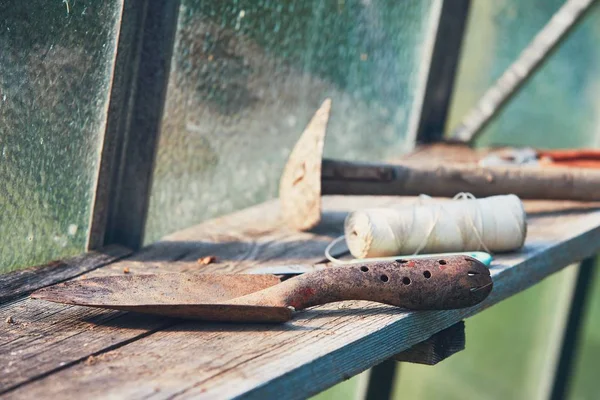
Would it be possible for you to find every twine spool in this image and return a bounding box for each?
[344,194,527,259]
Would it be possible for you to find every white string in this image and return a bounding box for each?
[324,235,347,264]
[452,192,491,253]
[343,194,526,259]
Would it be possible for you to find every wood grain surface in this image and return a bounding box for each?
[3,196,600,399]
[0,245,131,303]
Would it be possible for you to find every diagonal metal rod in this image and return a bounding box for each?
[449,0,597,144]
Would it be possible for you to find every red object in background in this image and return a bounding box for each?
[538,149,600,168]
[482,147,600,169]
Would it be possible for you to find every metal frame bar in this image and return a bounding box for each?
[364,360,398,400]
[550,257,597,400]
[414,0,471,144]
[88,0,180,251]
[87,0,147,251]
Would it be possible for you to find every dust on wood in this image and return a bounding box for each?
[84,351,121,366]
[0,245,131,302]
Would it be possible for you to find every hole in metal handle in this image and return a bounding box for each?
[423,270,431,279]
[380,274,389,282]
[360,266,369,272]
[402,277,411,285]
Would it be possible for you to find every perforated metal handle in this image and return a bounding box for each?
[228,255,493,311]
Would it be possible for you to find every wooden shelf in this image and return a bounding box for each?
[2,196,600,399]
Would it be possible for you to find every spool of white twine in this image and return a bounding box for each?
[344,194,527,258]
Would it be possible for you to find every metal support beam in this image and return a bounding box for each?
[88,0,180,250]
[364,360,398,400]
[414,0,471,144]
[549,257,597,400]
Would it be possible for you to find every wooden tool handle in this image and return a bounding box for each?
[228,255,492,311]
[322,159,600,201]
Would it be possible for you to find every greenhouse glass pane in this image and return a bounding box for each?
[447,0,600,148]
[145,0,439,242]
[0,1,122,272]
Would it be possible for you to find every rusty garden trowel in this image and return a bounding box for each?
[32,255,493,323]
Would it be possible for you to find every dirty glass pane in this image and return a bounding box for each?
[391,1,600,400]
[0,1,122,272]
[145,0,439,242]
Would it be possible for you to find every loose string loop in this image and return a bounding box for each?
[324,235,347,264]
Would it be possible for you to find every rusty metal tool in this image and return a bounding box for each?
[247,251,492,275]
[31,255,492,323]
[279,99,600,231]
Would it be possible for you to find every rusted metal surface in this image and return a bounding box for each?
[278,99,329,231]
[32,273,281,305]
[228,255,492,311]
[32,255,492,323]
[32,273,287,322]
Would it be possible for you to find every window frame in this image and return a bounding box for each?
[87,0,469,252]
[87,0,181,251]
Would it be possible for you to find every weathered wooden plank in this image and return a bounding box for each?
[5,197,600,400]
[0,244,187,393]
[0,297,176,393]
[0,197,379,395]
[0,245,132,303]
